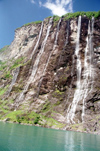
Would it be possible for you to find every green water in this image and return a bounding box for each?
[0,122,100,151]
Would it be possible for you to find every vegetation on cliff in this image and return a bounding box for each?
[0,45,9,53]
[23,20,42,26]
[63,11,100,19]
[16,20,42,30]
[15,11,100,30]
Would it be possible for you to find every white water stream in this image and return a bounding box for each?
[17,17,53,102]
[67,16,82,123]
[65,20,70,46]
[37,18,61,95]
[81,17,94,122]
[7,67,20,97]
[67,16,94,124]
[58,19,70,68]
[30,22,43,59]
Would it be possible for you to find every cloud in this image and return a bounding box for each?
[40,0,73,16]
[39,1,42,7]
[30,0,35,4]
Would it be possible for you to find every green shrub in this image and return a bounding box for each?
[10,57,24,70]
[0,89,6,96]
[94,11,100,18]
[41,101,50,112]
[0,86,9,96]
[0,61,7,71]
[3,110,23,121]
[4,71,12,79]
[34,115,40,124]
[16,115,21,123]
[53,15,60,22]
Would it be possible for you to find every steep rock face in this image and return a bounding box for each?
[0,16,100,134]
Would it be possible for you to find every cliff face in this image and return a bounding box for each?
[0,15,100,134]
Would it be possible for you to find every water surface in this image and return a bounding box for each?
[0,122,100,151]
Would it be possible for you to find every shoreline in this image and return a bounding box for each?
[0,119,100,135]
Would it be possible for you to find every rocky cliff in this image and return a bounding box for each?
[0,12,100,134]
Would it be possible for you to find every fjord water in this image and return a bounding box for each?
[0,122,100,151]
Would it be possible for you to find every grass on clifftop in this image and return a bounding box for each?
[16,11,100,30]
[16,21,42,30]
[63,11,100,19]
[23,20,42,26]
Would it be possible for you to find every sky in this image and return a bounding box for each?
[0,0,100,49]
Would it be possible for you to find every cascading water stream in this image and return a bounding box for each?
[67,16,82,124]
[7,67,20,97]
[82,17,94,122]
[30,22,43,59]
[17,17,53,103]
[5,21,43,99]
[81,21,91,122]
[37,18,61,96]
[58,20,71,108]
[65,20,70,46]
[67,17,94,124]
[89,17,94,80]
[57,19,70,69]
[53,18,62,49]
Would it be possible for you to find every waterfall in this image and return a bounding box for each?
[67,16,94,124]
[81,21,91,122]
[57,19,70,69]
[37,18,61,96]
[89,17,94,79]
[30,22,43,59]
[53,18,62,49]
[82,17,94,122]
[67,16,82,124]
[65,20,70,46]
[17,17,53,102]
[7,67,20,97]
